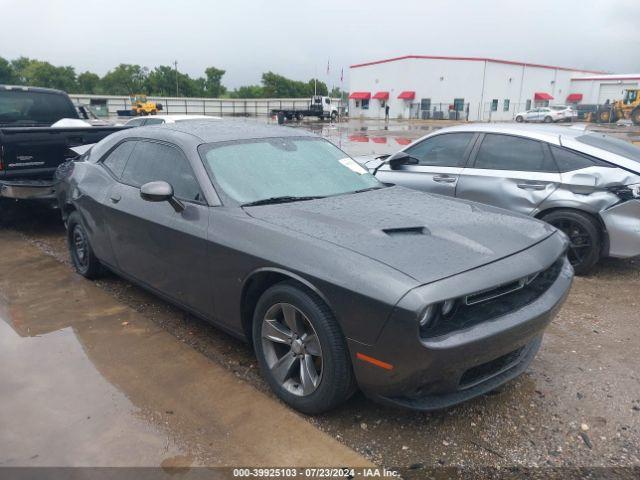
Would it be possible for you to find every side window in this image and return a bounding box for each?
[126,118,145,126]
[474,134,557,172]
[121,141,204,202]
[405,133,475,167]
[144,118,165,125]
[550,145,611,172]
[102,141,136,178]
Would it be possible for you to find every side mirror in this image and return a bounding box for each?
[140,181,184,212]
[388,151,419,170]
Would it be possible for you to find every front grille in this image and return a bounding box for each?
[424,256,564,337]
[459,346,525,389]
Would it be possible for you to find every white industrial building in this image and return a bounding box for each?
[348,55,639,121]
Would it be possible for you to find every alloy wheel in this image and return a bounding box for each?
[549,218,592,267]
[72,225,89,269]
[261,303,323,396]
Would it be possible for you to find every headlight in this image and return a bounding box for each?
[418,304,437,327]
[418,300,458,329]
[609,184,640,201]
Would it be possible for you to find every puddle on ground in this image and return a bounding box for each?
[0,231,370,468]
[0,315,186,467]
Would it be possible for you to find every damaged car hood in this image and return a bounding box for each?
[245,186,556,284]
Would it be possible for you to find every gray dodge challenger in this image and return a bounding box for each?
[56,121,573,414]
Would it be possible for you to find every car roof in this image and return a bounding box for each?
[143,119,317,143]
[428,123,589,144]
[1,84,68,95]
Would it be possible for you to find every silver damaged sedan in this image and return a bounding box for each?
[366,124,640,274]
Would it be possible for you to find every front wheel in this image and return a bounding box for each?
[631,109,640,126]
[252,281,356,414]
[67,211,103,279]
[543,116,553,123]
[515,115,523,123]
[542,210,601,275]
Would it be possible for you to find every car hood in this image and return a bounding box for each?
[245,186,556,284]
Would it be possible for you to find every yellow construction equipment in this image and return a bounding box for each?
[129,94,163,116]
[595,89,640,125]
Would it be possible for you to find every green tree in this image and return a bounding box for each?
[0,56,16,84]
[100,64,148,95]
[229,85,264,98]
[21,60,77,91]
[10,56,33,84]
[76,71,100,93]
[203,66,226,97]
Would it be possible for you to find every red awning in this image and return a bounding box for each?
[534,92,554,100]
[566,93,583,102]
[372,91,389,100]
[397,91,416,100]
[372,137,387,144]
[349,91,371,100]
[395,137,412,145]
[348,134,369,143]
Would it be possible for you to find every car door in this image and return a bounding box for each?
[375,132,477,197]
[102,139,213,317]
[525,109,539,122]
[455,133,561,215]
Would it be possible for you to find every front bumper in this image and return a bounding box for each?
[348,234,573,411]
[601,199,640,258]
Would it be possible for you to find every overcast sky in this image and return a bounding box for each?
[1,0,638,89]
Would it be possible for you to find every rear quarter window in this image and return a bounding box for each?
[550,145,612,172]
[102,141,137,178]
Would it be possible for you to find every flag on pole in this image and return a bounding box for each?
[340,67,343,83]
[326,59,330,75]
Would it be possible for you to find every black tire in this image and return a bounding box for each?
[632,109,640,126]
[596,109,612,124]
[542,209,601,275]
[543,115,553,123]
[515,115,523,123]
[67,211,102,279]
[296,112,304,121]
[252,281,356,414]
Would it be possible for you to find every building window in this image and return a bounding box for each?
[420,98,431,111]
[361,99,370,110]
[503,99,510,112]
[355,100,360,108]
[453,98,465,111]
[526,99,532,110]
[491,99,498,111]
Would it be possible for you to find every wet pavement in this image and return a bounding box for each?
[1,118,639,475]
[0,230,370,468]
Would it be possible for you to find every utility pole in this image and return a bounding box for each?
[174,60,179,97]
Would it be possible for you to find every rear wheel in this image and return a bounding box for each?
[296,112,304,121]
[67,211,102,279]
[597,109,612,123]
[542,209,601,275]
[252,281,356,414]
[515,115,524,123]
[631,109,640,126]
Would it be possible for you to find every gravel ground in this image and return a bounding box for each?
[1,119,639,478]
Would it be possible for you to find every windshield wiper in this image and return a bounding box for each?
[241,195,325,207]
[350,186,386,194]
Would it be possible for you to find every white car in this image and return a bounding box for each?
[124,114,221,127]
[514,107,572,123]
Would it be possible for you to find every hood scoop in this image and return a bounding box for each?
[382,226,430,237]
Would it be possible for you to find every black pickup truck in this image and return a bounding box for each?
[0,85,125,201]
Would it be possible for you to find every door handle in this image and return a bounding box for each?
[110,193,121,203]
[517,183,546,190]
[433,175,456,183]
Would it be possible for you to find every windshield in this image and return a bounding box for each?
[576,133,640,163]
[0,89,78,126]
[199,137,381,204]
